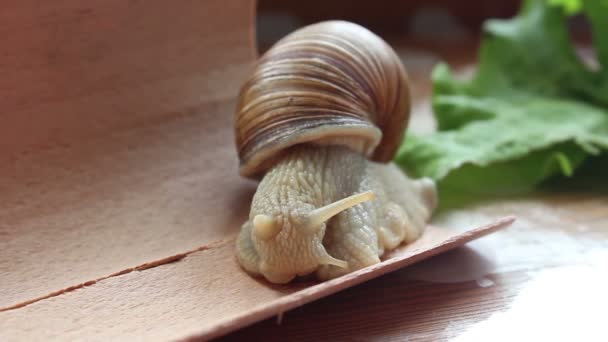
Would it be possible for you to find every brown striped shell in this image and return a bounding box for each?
[235,20,411,178]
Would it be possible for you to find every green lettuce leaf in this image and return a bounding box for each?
[395,0,608,197]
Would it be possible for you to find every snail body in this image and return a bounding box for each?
[234,21,437,284]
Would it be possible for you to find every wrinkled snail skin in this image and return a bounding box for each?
[233,21,438,284]
[236,145,437,283]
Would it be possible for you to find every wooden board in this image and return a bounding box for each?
[0,219,512,341]
[0,0,255,309]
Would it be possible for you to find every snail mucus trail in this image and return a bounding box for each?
[234,21,438,284]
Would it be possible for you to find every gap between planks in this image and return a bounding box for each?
[0,237,235,312]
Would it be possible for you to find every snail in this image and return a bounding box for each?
[234,21,437,284]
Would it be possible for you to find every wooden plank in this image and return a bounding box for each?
[0,0,255,157]
[0,219,513,341]
[0,0,255,309]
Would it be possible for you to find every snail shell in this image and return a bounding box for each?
[235,20,411,178]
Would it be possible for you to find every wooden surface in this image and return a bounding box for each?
[1,1,606,341]
[0,221,512,341]
[217,39,608,341]
[0,0,257,310]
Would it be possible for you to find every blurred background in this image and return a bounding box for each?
[256,0,593,56]
[256,0,597,136]
[257,0,519,51]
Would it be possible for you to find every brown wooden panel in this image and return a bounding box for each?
[0,0,255,309]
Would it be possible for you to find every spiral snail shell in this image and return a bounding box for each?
[235,20,410,179]
[234,21,437,284]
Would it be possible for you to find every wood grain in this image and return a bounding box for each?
[0,221,512,341]
[0,0,255,309]
[0,0,254,157]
